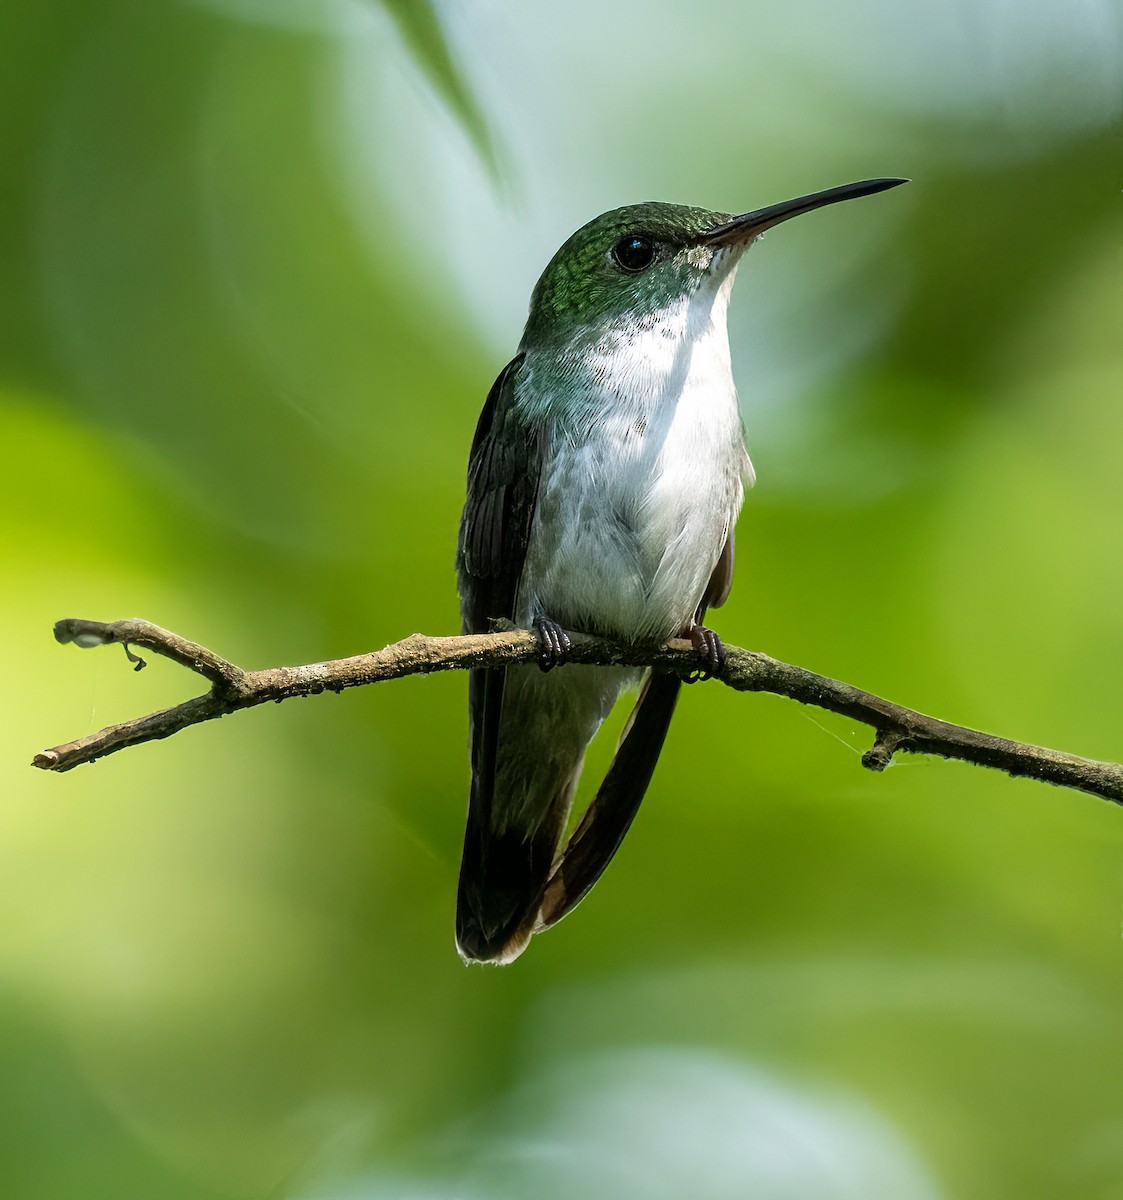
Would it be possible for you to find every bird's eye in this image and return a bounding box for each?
[611,234,656,273]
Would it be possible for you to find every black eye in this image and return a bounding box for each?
[611,234,656,273]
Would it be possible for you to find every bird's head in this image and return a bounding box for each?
[521,179,907,350]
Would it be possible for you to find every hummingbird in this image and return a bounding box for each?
[455,177,907,963]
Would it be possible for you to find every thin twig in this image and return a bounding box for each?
[31,618,1123,808]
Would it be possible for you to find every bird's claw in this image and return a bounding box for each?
[533,615,572,672]
[684,623,724,683]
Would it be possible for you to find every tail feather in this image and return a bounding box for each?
[457,664,676,963]
[537,671,681,930]
[455,822,566,963]
[455,759,575,961]
[455,665,580,963]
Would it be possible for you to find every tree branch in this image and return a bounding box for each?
[32,618,1123,808]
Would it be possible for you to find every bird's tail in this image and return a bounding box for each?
[456,665,679,963]
[537,671,680,930]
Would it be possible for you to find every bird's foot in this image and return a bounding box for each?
[684,622,725,683]
[532,615,572,673]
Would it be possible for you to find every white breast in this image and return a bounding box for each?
[519,271,753,642]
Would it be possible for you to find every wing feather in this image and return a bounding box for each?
[456,356,557,961]
[536,671,681,930]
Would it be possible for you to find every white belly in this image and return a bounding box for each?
[517,281,752,641]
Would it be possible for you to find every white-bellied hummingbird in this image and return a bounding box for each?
[456,177,907,963]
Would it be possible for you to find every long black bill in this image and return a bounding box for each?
[702,177,908,245]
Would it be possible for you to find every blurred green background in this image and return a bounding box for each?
[3,0,1123,1196]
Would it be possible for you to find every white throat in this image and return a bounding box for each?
[519,259,753,642]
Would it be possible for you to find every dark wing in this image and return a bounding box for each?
[455,355,551,961]
[536,671,681,930]
[700,528,735,614]
[457,353,535,637]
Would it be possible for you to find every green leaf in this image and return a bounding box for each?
[378,0,497,174]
